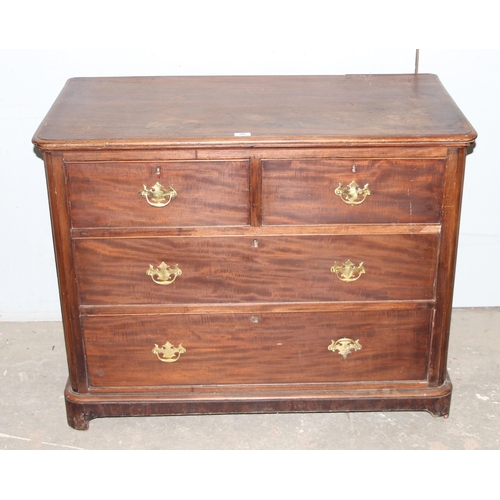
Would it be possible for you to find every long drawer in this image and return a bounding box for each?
[74,234,439,305]
[66,160,250,228]
[82,308,432,388]
[262,158,445,225]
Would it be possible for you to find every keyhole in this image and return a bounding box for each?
[250,316,259,323]
[156,166,161,175]
[252,239,259,248]
[351,164,357,173]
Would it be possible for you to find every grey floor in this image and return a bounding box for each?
[1,307,499,450]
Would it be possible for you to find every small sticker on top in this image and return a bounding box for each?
[234,132,252,137]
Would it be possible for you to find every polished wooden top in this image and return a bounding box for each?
[33,74,476,150]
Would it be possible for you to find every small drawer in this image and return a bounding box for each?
[262,158,445,225]
[74,234,439,305]
[82,308,432,388]
[66,160,250,228]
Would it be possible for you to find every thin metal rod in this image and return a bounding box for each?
[415,49,420,74]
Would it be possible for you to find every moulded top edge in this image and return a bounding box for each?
[32,74,477,151]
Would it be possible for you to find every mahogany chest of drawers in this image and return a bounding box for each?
[33,74,476,429]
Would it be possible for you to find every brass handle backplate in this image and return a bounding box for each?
[335,180,371,206]
[152,341,186,363]
[331,259,365,282]
[328,338,362,359]
[140,182,177,207]
[146,262,182,285]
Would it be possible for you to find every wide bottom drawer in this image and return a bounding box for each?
[83,307,432,388]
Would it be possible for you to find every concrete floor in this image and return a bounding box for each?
[1,307,499,450]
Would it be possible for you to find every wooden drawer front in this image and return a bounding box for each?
[262,158,445,225]
[74,234,438,305]
[83,308,431,388]
[66,160,250,228]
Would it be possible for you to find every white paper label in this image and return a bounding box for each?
[234,132,251,137]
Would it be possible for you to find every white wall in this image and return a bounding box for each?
[1,46,499,320]
[417,51,500,309]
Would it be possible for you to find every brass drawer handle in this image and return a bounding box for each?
[146,262,182,285]
[328,338,362,359]
[152,341,186,363]
[331,259,365,282]
[140,182,177,207]
[335,180,371,206]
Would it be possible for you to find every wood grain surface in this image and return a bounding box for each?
[66,160,250,228]
[262,157,445,224]
[73,234,439,305]
[82,308,432,387]
[33,75,476,149]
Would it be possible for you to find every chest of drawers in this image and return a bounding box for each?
[33,75,476,429]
